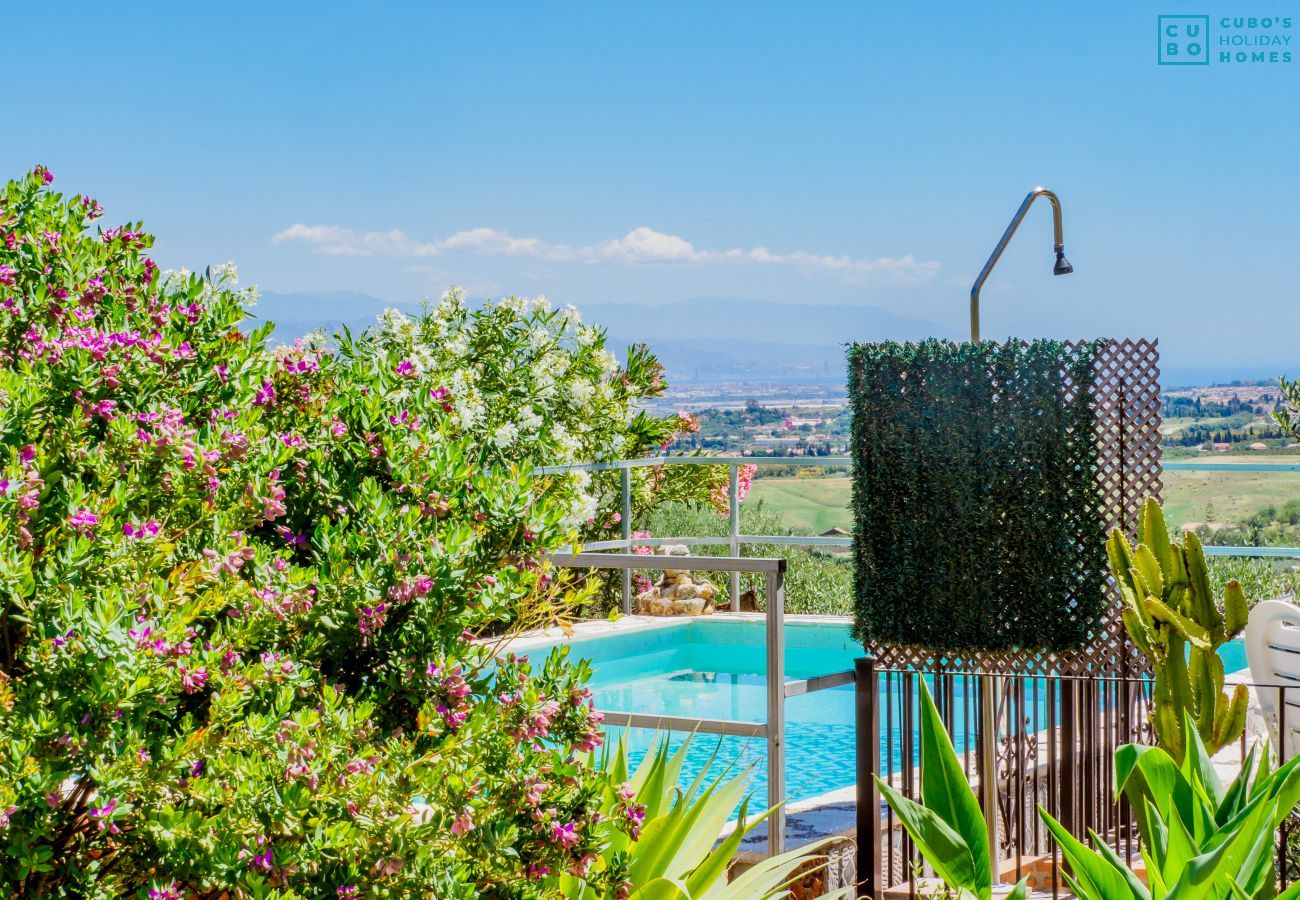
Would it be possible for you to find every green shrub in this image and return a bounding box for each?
[0,168,712,897]
[847,339,1106,652]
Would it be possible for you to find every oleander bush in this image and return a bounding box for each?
[0,168,718,898]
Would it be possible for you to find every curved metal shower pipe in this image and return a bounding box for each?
[968,187,1071,342]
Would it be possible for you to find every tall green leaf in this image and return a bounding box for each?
[916,680,991,898]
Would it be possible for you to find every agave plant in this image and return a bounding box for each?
[874,679,1028,900]
[1038,710,1300,899]
[562,734,850,899]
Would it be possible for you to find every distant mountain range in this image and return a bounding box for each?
[253,291,956,380]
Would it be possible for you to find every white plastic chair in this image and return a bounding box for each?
[1245,599,1300,763]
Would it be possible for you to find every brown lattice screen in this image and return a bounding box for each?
[865,338,1161,677]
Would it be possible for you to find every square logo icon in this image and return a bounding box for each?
[1159,15,1211,65]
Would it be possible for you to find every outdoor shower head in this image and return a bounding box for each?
[969,187,1071,341]
[1053,245,1073,276]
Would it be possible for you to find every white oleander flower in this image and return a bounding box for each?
[594,349,619,375]
[569,381,594,404]
[379,308,415,341]
[558,304,582,328]
[492,422,518,448]
[518,408,543,434]
[445,334,468,357]
[527,295,551,313]
[210,261,239,285]
[577,325,599,347]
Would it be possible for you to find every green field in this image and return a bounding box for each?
[749,460,1300,535]
[747,476,853,534]
[1163,461,1300,528]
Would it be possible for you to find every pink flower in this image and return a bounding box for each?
[253,379,277,407]
[451,806,475,836]
[0,265,14,286]
[395,360,415,377]
[148,885,181,900]
[337,888,359,899]
[123,519,161,539]
[68,508,98,533]
[550,820,580,848]
[178,666,208,694]
[358,602,390,637]
[89,798,119,833]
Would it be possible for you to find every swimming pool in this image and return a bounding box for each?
[523,616,1249,808]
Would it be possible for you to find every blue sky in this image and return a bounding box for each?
[4,3,1297,374]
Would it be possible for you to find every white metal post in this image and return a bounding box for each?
[765,567,786,856]
[621,468,632,614]
[729,464,740,611]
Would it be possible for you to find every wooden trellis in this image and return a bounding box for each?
[865,338,1162,677]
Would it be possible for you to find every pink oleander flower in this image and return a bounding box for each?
[395,359,415,377]
[147,884,181,900]
[631,530,654,556]
[0,264,14,286]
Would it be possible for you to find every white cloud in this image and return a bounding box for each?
[270,222,940,283]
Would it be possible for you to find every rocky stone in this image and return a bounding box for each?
[632,546,719,617]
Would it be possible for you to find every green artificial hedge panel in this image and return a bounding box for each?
[848,339,1107,653]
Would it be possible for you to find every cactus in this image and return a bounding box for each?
[1107,498,1249,762]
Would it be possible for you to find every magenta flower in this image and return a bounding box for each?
[338,888,359,899]
[395,359,415,377]
[89,798,119,833]
[68,508,98,533]
[550,820,580,848]
[178,666,208,694]
[249,847,274,873]
[0,264,14,286]
[253,379,277,407]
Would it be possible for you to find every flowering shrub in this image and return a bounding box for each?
[0,169,707,897]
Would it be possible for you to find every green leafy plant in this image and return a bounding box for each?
[874,679,1027,900]
[0,167,730,896]
[1038,710,1300,899]
[561,735,843,900]
[1107,498,1250,761]
[848,339,1106,652]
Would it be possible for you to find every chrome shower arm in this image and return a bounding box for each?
[969,186,1067,342]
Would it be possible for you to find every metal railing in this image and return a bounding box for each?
[538,455,852,612]
[549,550,790,856]
[541,457,1300,615]
[851,659,1298,898]
[539,453,1300,878]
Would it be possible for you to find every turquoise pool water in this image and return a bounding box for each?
[538,619,1249,808]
